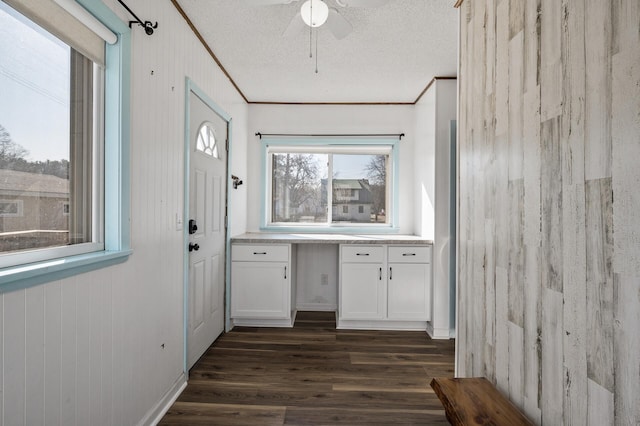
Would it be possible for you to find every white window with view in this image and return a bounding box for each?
[265,142,396,229]
[0,0,105,267]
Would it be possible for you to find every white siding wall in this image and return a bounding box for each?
[0,0,248,425]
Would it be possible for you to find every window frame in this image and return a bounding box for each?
[0,200,23,217]
[260,137,400,233]
[0,0,132,292]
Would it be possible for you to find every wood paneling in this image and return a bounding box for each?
[457,0,640,424]
[161,312,455,425]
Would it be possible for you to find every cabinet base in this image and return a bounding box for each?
[337,318,427,331]
[231,311,297,328]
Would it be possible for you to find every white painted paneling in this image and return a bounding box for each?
[0,0,248,424]
[25,286,45,426]
[0,294,3,425]
[295,244,338,310]
[4,291,26,426]
[44,282,62,426]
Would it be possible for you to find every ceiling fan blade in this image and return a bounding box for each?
[337,0,389,7]
[245,0,299,6]
[325,8,352,39]
[283,11,306,37]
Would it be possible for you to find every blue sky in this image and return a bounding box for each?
[0,2,70,162]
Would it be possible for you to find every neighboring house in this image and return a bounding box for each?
[0,169,69,251]
[329,179,373,222]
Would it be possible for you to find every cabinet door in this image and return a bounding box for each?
[231,262,290,319]
[340,263,385,320]
[387,263,430,320]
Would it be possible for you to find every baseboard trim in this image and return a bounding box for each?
[336,319,427,331]
[232,317,295,327]
[426,322,452,340]
[141,372,187,426]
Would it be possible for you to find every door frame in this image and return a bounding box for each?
[183,78,233,374]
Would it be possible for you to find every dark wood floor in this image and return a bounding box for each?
[160,312,455,425]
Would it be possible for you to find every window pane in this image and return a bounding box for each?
[271,153,328,223]
[0,4,94,254]
[332,154,387,223]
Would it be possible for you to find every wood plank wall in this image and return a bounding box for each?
[0,0,248,425]
[456,0,640,424]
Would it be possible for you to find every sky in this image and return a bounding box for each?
[0,2,70,162]
[333,154,376,180]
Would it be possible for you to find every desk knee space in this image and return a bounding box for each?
[430,377,534,426]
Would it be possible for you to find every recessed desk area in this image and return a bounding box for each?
[230,233,433,331]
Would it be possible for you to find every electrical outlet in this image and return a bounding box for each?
[320,273,329,285]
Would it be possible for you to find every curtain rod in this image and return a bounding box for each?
[255,133,404,140]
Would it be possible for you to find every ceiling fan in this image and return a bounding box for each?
[246,0,390,40]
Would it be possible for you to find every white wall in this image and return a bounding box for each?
[414,89,436,239]
[0,1,248,425]
[414,79,458,339]
[246,104,416,234]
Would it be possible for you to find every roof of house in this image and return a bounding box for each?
[333,179,371,190]
[0,169,69,197]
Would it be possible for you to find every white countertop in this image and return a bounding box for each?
[230,232,432,245]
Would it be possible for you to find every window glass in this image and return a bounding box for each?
[266,145,392,228]
[196,123,219,158]
[332,154,387,224]
[271,153,328,223]
[0,2,98,257]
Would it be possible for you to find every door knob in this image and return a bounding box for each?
[189,243,199,252]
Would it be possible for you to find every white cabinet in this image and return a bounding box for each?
[387,246,431,320]
[231,244,295,325]
[340,245,385,320]
[339,244,431,328]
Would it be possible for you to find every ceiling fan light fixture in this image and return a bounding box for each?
[301,0,329,27]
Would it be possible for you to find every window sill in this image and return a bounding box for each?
[0,249,132,293]
[260,225,400,234]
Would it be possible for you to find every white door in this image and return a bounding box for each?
[187,92,227,369]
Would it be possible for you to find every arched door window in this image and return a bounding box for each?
[196,122,219,158]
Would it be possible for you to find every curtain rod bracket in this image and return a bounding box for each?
[117,0,158,35]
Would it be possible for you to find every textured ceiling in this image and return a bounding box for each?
[176,0,458,103]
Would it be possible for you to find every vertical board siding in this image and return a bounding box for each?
[457,0,640,424]
[0,0,248,424]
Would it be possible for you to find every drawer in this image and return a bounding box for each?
[388,245,431,263]
[232,244,289,262]
[341,245,384,263]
